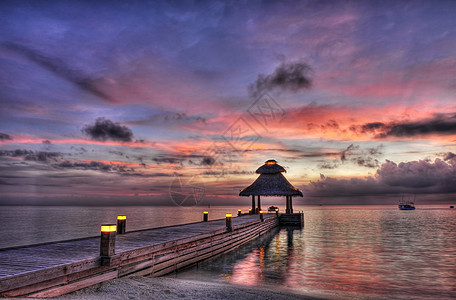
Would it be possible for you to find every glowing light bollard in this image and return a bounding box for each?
[249,208,252,215]
[100,224,116,266]
[259,210,264,222]
[275,208,279,216]
[238,209,242,217]
[117,215,126,234]
[226,213,232,232]
[203,211,209,222]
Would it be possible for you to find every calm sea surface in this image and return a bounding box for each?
[1,205,455,299]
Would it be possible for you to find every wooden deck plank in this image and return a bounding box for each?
[0,215,273,281]
[0,215,279,297]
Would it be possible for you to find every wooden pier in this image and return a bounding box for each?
[279,212,304,226]
[0,214,280,298]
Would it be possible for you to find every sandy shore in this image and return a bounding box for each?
[29,276,321,300]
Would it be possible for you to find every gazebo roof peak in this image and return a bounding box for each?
[256,159,286,174]
[240,159,303,197]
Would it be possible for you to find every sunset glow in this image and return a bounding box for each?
[1,1,456,205]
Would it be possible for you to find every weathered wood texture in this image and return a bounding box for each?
[278,213,304,226]
[0,214,278,298]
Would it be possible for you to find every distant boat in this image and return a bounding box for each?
[268,205,278,212]
[450,206,454,209]
[399,195,416,210]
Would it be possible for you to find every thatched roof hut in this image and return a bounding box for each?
[239,160,302,214]
[239,160,303,197]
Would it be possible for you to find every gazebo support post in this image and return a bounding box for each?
[290,196,293,214]
[257,195,261,214]
[251,195,255,215]
[286,196,290,214]
[239,160,303,217]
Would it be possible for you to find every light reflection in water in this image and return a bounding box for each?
[172,206,456,300]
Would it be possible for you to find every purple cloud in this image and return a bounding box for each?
[248,61,313,98]
[0,133,12,141]
[308,158,456,198]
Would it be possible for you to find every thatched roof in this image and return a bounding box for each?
[239,160,303,197]
[255,159,286,174]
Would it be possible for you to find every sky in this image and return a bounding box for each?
[1,0,456,206]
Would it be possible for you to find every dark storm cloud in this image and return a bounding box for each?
[309,158,456,198]
[356,114,456,138]
[153,157,183,165]
[127,113,207,129]
[82,118,134,142]
[443,152,456,161]
[359,122,387,133]
[200,156,216,166]
[0,149,61,162]
[377,159,456,189]
[164,113,206,123]
[385,114,456,137]
[25,151,61,162]
[0,149,32,157]
[2,43,113,102]
[336,144,382,169]
[152,154,220,167]
[58,161,114,172]
[249,61,313,97]
[340,144,358,161]
[0,133,12,141]
[356,157,380,169]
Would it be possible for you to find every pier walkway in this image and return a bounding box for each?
[0,214,278,297]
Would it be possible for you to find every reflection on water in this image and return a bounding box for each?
[2,205,455,299]
[172,206,456,300]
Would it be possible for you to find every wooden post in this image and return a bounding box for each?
[100,224,116,266]
[226,214,232,232]
[285,196,288,214]
[251,195,255,214]
[259,210,264,222]
[257,195,261,214]
[203,211,208,222]
[286,196,290,214]
[290,196,293,214]
[238,209,242,217]
[117,216,126,234]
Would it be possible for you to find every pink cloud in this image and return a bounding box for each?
[254,100,456,141]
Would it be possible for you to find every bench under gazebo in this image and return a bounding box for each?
[239,159,303,217]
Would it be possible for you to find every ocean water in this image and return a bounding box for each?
[1,205,455,299]
[0,205,247,249]
[171,205,456,300]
